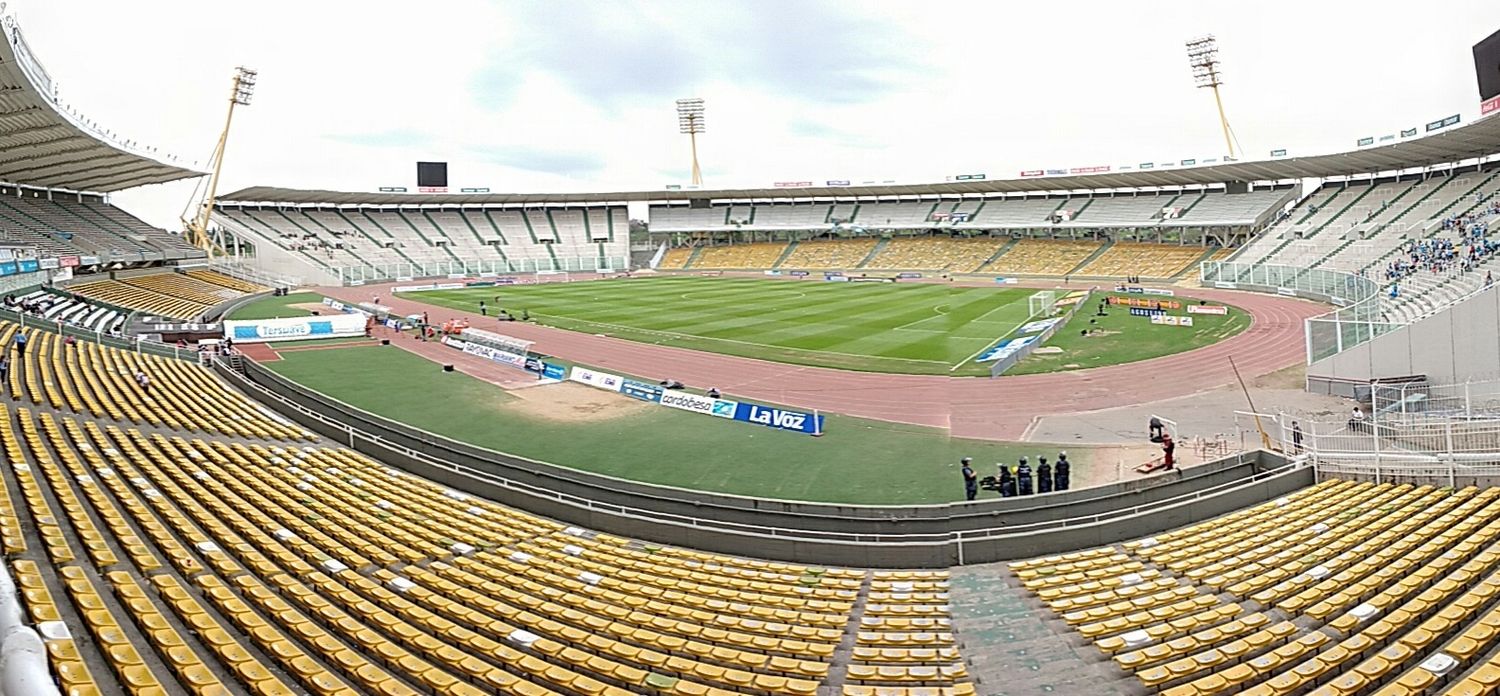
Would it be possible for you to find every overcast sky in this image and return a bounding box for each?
[10,0,1500,228]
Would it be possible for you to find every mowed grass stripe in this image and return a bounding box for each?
[417,278,1037,375]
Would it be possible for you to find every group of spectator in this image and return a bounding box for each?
[960,454,1070,501]
[1383,235,1500,299]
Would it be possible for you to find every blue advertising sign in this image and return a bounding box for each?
[16,259,39,273]
[542,363,566,380]
[732,402,824,435]
[621,379,664,403]
[0,262,15,276]
[976,336,1035,363]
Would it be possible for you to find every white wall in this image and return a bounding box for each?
[1310,283,1500,385]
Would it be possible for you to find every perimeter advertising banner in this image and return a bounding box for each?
[976,336,1035,362]
[659,391,737,418]
[569,367,823,435]
[223,314,366,343]
[569,367,623,392]
[732,402,824,435]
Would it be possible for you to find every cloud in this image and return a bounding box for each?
[471,0,920,110]
[471,144,606,176]
[787,118,882,150]
[323,128,434,149]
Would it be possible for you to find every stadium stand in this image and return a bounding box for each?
[63,271,260,320]
[863,236,1007,273]
[65,279,210,320]
[982,239,1104,276]
[0,188,199,261]
[1,321,312,440]
[694,242,790,269]
[657,246,695,269]
[183,268,270,294]
[214,203,630,282]
[7,289,126,334]
[1008,478,1500,696]
[646,191,1285,234]
[780,237,879,269]
[1075,243,1214,278]
[0,320,975,695]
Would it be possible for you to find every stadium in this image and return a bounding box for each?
[1,3,1500,696]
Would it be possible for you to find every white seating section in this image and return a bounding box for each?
[9,290,125,334]
[648,191,1286,233]
[214,205,630,279]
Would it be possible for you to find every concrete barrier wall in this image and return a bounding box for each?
[1309,284,1500,387]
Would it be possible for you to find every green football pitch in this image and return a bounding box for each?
[411,276,1036,376]
[265,345,1087,504]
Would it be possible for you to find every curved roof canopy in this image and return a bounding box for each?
[221,108,1500,208]
[0,14,207,192]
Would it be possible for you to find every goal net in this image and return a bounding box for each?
[533,270,572,284]
[1028,290,1057,318]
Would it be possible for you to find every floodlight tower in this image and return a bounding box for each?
[1185,36,1236,160]
[676,98,705,187]
[183,66,257,255]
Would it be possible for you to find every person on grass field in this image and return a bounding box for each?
[961,458,977,501]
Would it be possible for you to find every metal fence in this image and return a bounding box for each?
[1262,400,1500,486]
[1201,260,1397,363]
[1371,379,1500,422]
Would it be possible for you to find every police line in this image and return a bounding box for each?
[570,367,824,435]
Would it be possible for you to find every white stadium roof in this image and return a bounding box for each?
[220,113,1500,207]
[0,14,207,192]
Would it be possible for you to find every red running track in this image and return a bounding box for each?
[320,282,1325,440]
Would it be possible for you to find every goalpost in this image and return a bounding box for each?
[533,270,572,284]
[1027,290,1057,319]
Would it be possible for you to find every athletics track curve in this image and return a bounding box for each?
[318,282,1325,441]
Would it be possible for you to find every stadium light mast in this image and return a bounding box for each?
[1185,36,1236,160]
[183,66,257,256]
[676,98,705,186]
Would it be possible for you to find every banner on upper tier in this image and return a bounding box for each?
[222,314,366,343]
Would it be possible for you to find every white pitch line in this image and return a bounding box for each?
[948,305,1045,373]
